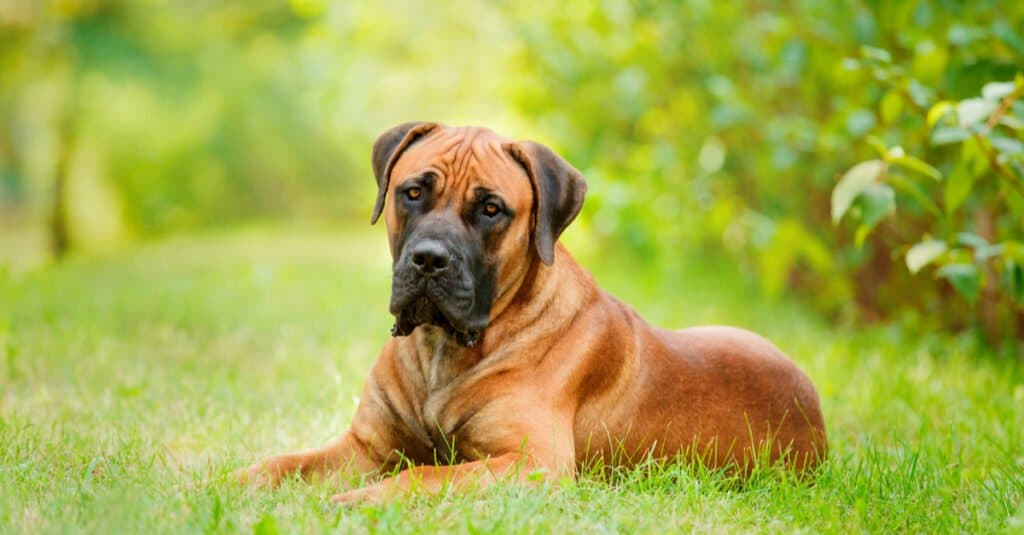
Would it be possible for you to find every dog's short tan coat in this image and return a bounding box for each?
[238,123,827,504]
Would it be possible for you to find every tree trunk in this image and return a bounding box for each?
[50,117,73,259]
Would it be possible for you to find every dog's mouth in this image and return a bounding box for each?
[390,291,484,348]
[388,243,494,348]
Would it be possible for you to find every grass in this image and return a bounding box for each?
[1,224,1022,533]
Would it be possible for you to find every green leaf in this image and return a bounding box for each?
[852,184,895,247]
[1002,259,1024,303]
[944,164,976,214]
[993,21,1024,56]
[948,25,989,46]
[840,57,862,71]
[912,39,947,82]
[891,154,941,180]
[854,224,872,247]
[846,109,877,136]
[888,175,942,218]
[961,137,991,177]
[990,136,1024,156]
[880,89,903,124]
[906,240,947,274]
[927,101,955,126]
[1007,186,1024,220]
[866,135,888,158]
[975,243,1004,262]
[860,45,892,63]
[931,126,971,145]
[832,160,886,224]
[858,184,896,228]
[999,115,1024,130]
[937,263,981,304]
[1005,241,1024,263]
[957,232,989,248]
[982,80,1017,101]
[907,80,935,108]
[957,98,997,127]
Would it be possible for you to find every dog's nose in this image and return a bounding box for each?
[410,240,451,276]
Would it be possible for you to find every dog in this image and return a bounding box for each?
[237,122,828,504]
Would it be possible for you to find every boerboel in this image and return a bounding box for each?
[237,122,828,504]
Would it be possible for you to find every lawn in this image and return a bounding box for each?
[1,225,1022,533]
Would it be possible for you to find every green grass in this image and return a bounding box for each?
[1,224,1022,533]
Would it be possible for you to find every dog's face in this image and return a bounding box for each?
[370,123,586,346]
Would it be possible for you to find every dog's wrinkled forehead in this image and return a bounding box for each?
[373,122,587,265]
[386,127,532,214]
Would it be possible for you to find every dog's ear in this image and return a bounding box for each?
[371,122,440,224]
[504,140,587,265]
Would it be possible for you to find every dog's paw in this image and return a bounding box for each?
[232,461,282,489]
[329,485,383,507]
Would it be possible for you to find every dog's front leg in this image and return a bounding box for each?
[328,450,561,505]
[236,343,418,488]
[234,430,381,488]
[330,414,578,506]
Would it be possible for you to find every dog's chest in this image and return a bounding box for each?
[407,329,482,461]
[413,375,480,464]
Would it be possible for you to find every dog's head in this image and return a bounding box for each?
[370,122,587,346]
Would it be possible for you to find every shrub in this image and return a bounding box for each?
[509,0,1024,342]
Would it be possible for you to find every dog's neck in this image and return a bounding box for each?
[487,243,595,346]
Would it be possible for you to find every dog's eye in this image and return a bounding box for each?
[405,187,422,201]
[482,202,501,217]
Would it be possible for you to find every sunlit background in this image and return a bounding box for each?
[3,2,1024,531]
[2,0,1022,344]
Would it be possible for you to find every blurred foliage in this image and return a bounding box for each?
[1,0,1022,341]
[2,1,353,238]
[0,0,521,245]
[831,69,1024,340]
[508,0,1023,341]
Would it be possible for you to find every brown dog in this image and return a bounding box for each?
[237,122,827,504]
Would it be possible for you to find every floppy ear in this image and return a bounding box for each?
[370,122,440,224]
[504,140,587,265]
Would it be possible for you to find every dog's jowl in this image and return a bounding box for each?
[237,122,828,504]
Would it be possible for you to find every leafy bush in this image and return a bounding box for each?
[508,1,1023,342]
[832,63,1023,340]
